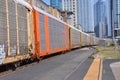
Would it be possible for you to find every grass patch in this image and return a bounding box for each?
[96,46,120,59]
[88,55,95,59]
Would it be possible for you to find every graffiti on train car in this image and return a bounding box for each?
[10,46,17,56]
[0,45,6,64]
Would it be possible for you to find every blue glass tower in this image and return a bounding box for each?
[106,0,112,37]
[77,0,94,32]
[50,0,62,10]
[112,0,120,28]
[94,0,107,38]
[111,0,120,38]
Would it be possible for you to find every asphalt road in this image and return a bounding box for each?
[0,48,94,80]
[102,59,120,80]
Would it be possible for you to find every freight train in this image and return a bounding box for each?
[0,0,113,67]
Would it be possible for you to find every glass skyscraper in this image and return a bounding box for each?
[112,0,120,38]
[77,0,94,32]
[50,0,62,10]
[106,0,112,37]
[112,0,120,28]
[94,0,107,38]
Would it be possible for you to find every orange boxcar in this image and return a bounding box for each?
[33,7,70,59]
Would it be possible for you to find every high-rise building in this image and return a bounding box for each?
[77,0,94,32]
[99,22,107,38]
[111,0,120,38]
[94,0,107,38]
[50,0,62,10]
[106,0,112,38]
[62,0,77,27]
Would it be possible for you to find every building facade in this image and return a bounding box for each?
[62,0,77,28]
[49,6,62,19]
[99,22,107,38]
[111,0,120,38]
[26,0,62,19]
[94,0,107,38]
[50,0,62,10]
[77,0,94,32]
[106,0,112,38]
[26,0,50,12]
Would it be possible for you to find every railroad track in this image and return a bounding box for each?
[0,47,95,78]
[0,51,69,77]
[0,60,38,77]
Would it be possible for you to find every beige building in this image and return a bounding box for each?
[26,0,49,12]
[61,11,73,26]
[25,0,62,19]
[62,0,78,27]
[49,6,62,19]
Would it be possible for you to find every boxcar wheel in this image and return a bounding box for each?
[37,57,42,63]
[12,63,17,71]
[12,62,20,71]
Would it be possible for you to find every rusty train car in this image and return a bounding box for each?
[0,0,112,67]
